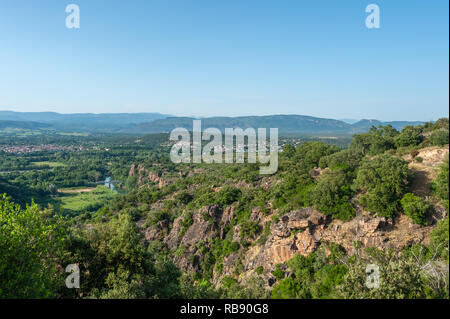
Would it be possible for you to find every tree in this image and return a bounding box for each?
[319,148,364,171]
[400,193,429,225]
[0,195,66,298]
[293,142,339,170]
[432,158,449,209]
[394,126,423,148]
[353,154,409,218]
[351,125,399,155]
[282,144,295,158]
[215,186,241,207]
[310,169,355,221]
[271,277,302,299]
[429,130,449,146]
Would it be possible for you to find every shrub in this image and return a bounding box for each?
[319,148,364,171]
[353,154,409,218]
[351,125,398,155]
[255,266,264,275]
[271,277,301,299]
[432,158,449,209]
[400,193,429,225]
[175,191,193,205]
[239,220,261,239]
[429,130,449,146]
[272,264,286,281]
[215,186,241,207]
[430,217,449,260]
[310,169,355,221]
[395,126,423,148]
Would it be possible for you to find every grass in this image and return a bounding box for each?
[56,186,116,213]
[0,128,43,136]
[33,161,67,168]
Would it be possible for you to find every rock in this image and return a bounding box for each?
[288,220,309,230]
[250,208,264,222]
[181,209,220,247]
[165,215,183,250]
[221,206,234,224]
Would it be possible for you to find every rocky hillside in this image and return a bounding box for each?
[108,119,449,298]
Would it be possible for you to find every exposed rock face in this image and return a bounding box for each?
[145,220,169,242]
[243,208,327,272]
[162,205,226,272]
[165,215,183,250]
[181,206,221,247]
[215,207,435,287]
[144,203,438,288]
[129,163,166,188]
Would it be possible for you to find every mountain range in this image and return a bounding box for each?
[0,111,426,135]
[0,111,169,133]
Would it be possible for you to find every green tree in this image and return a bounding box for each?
[353,154,409,218]
[400,193,429,225]
[310,169,355,221]
[351,125,399,155]
[0,195,66,298]
[429,130,449,146]
[432,158,449,209]
[271,277,302,299]
[394,126,423,148]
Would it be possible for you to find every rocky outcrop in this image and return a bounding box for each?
[243,208,327,271]
[321,212,434,254]
[144,220,169,242]
[163,205,227,272]
[129,163,166,188]
[216,206,436,287]
[181,206,221,247]
[143,203,438,288]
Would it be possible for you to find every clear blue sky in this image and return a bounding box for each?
[0,0,448,121]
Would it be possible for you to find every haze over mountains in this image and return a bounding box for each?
[0,111,426,135]
[0,111,169,133]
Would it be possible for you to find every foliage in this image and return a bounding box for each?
[351,125,399,156]
[400,193,429,225]
[0,195,66,298]
[353,154,409,217]
[337,248,447,299]
[309,169,355,221]
[430,130,449,146]
[394,126,423,148]
[432,158,449,209]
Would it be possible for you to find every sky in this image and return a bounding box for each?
[0,0,448,121]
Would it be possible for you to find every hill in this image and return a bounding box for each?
[0,111,427,134]
[125,115,424,134]
[0,120,51,130]
[0,111,170,133]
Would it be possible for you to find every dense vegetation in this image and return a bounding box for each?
[0,119,448,299]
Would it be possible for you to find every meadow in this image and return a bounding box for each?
[56,185,116,214]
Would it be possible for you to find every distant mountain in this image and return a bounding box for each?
[0,111,171,132]
[339,118,360,124]
[124,115,354,134]
[0,111,427,135]
[124,115,425,134]
[0,120,51,130]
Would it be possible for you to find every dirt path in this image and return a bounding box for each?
[405,146,449,197]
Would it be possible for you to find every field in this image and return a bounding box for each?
[33,161,67,168]
[56,186,116,213]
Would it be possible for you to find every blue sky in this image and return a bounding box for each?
[0,0,448,121]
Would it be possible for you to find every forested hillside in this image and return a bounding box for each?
[0,119,448,299]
